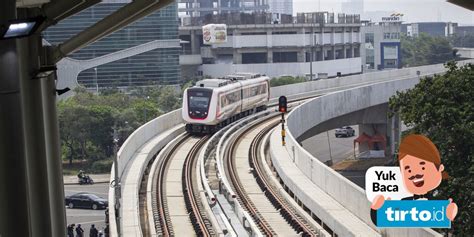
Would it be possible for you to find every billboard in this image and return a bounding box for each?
[202,24,227,45]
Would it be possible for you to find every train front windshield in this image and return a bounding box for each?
[189,96,210,109]
[187,89,212,119]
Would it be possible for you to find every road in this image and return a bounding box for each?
[301,126,367,188]
[301,126,359,165]
[64,183,109,236]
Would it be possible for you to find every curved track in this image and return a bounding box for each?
[224,116,317,236]
[140,134,215,236]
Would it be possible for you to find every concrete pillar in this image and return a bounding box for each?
[358,124,388,156]
[297,49,306,63]
[388,113,401,161]
[233,49,242,64]
[18,34,53,237]
[332,46,336,60]
[0,2,31,236]
[43,48,67,237]
[190,30,198,54]
[343,45,347,58]
[321,47,326,61]
[267,48,273,63]
[331,28,335,45]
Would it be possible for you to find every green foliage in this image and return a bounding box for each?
[389,62,474,235]
[450,33,474,48]
[401,33,457,67]
[270,76,307,87]
[58,85,183,172]
[90,159,113,174]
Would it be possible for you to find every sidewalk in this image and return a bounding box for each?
[63,174,110,185]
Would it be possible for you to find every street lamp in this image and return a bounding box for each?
[94,67,99,94]
[0,17,45,39]
[326,131,334,166]
[144,96,150,122]
[112,126,121,235]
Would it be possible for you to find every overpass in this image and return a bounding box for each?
[455,47,474,59]
[109,59,473,236]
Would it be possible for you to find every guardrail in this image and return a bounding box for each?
[280,63,474,236]
[109,109,184,237]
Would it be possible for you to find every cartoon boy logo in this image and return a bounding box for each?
[370,134,458,225]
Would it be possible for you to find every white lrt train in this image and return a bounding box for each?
[182,73,270,134]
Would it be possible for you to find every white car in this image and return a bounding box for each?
[335,126,355,137]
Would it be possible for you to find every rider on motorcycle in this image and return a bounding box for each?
[77,170,85,180]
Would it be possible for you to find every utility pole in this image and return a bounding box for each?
[144,95,149,122]
[310,22,314,81]
[94,67,99,94]
[112,126,121,235]
[326,131,333,166]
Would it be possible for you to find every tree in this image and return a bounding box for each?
[270,76,307,87]
[401,33,457,67]
[58,85,184,171]
[389,62,474,235]
[157,86,181,113]
[450,33,474,48]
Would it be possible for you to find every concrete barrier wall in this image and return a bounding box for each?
[202,57,361,78]
[284,77,443,236]
[269,59,474,100]
[109,109,184,237]
[109,59,473,236]
[117,109,183,180]
[282,60,473,236]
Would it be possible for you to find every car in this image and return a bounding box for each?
[65,192,108,210]
[335,126,355,137]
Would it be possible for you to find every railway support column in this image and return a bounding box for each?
[0,1,31,236]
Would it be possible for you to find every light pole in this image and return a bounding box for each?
[94,67,99,94]
[309,22,314,81]
[326,131,334,166]
[112,125,121,235]
[144,96,149,122]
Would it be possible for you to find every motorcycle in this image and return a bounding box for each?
[78,175,94,185]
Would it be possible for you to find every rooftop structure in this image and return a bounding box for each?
[179,12,362,79]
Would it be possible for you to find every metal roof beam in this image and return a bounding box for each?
[41,0,101,29]
[52,0,174,63]
[447,0,474,10]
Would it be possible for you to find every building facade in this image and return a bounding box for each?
[455,25,474,36]
[179,12,362,79]
[402,22,457,37]
[361,20,401,71]
[179,0,269,17]
[43,0,181,89]
[268,0,293,16]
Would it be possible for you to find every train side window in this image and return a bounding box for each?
[221,96,226,107]
[259,84,265,94]
[244,87,250,98]
[251,87,258,97]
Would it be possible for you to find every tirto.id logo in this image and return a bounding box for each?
[377,200,450,228]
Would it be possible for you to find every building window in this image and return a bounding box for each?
[365,33,374,44]
[383,33,391,39]
[242,53,267,64]
[273,52,298,63]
